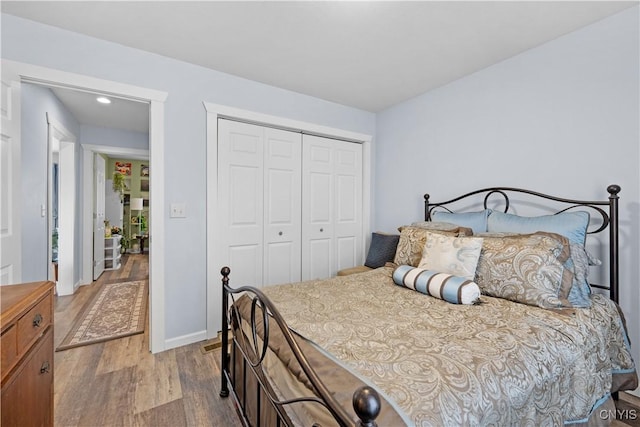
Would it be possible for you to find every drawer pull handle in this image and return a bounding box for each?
[33,313,43,328]
[40,361,50,374]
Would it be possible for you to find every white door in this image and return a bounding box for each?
[93,154,106,280]
[218,119,265,287]
[263,127,302,286]
[0,63,21,285]
[302,135,334,280]
[57,141,76,295]
[302,135,363,280]
[333,141,363,273]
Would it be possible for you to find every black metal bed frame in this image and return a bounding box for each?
[220,184,621,426]
[424,185,621,302]
[219,266,381,427]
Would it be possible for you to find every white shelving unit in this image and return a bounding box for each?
[104,235,122,270]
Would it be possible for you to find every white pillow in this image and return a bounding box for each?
[418,232,484,280]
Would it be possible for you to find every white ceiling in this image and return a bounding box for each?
[3,1,637,123]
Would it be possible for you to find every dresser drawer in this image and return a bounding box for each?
[1,327,53,427]
[16,292,52,356]
[0,325,17,374]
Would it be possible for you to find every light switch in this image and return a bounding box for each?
[170,203,186,218]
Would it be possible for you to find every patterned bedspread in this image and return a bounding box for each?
[260,266,637,426]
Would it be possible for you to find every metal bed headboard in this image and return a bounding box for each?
[424,185,621,302]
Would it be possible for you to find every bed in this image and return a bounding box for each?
[219,185,637,426]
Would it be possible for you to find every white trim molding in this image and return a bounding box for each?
[204,101,373,337]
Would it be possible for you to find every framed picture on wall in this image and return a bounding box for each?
[141,164,149,177]
[140,179,149,192]
[115,162,132,176]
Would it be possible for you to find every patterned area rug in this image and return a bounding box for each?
[56,280,148,351]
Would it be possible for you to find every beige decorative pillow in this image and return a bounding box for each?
[393,225,473,267]
[474,232,574,309]
[418,232,484,280]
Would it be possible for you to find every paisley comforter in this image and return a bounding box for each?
[257,266,637,426]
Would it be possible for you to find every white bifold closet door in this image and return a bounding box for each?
[302,134,363,280]
[218,119,302,288]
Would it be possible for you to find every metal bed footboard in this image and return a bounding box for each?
[219,267,381,427]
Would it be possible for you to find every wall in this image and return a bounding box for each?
[2,13,376,344]
[20,83,80,282]
[375,6,639,389]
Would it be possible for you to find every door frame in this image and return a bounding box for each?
[4,59,167,353]
[204,101,372,337]
[46,114,76,289]
[46,114,77,295]
[81,144,149,285]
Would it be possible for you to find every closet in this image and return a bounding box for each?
[217,119,363,288]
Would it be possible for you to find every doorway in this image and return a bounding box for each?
[3,59,167,353]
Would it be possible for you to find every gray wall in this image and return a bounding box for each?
[375,7,639,377]
[2,13,376,342]
[21,83,80,282]
[80,124,149,150]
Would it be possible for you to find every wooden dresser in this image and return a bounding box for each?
[1,281,54,427]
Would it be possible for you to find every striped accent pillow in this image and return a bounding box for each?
[392,265,481,305]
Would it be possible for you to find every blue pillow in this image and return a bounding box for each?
[565,243,601,308]
[431,210,490,234]
[487,210,589,246]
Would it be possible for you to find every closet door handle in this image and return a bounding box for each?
[278,231,283,236]
[320,228,324,232]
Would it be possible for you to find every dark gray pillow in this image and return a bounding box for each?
[365,232,400,268]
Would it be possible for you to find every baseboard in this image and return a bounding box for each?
[626,387,640,399]
[164,330,208,351]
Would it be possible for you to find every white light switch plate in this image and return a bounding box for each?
[170,203,186,218]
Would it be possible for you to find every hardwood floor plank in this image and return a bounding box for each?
[54,343,106,426]
[96,331,148,375]
[133,398,188,427]
[175,344,243,427]
[76,366,137,426]
[133,346,183,414]
[117,255,135,279]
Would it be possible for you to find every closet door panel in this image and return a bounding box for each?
[218,120,264,285]
[229,244,261,287]
[308,239,332,280]
[264,128,302,286]
[336,236,358,272]
[302,135,363,279]
[334,141,363,268]
[302,135,334,280]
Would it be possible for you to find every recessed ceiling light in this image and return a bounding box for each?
[96,96,111,104]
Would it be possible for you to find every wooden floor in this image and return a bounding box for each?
[53,254,241,427]
[54,254,640,426]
